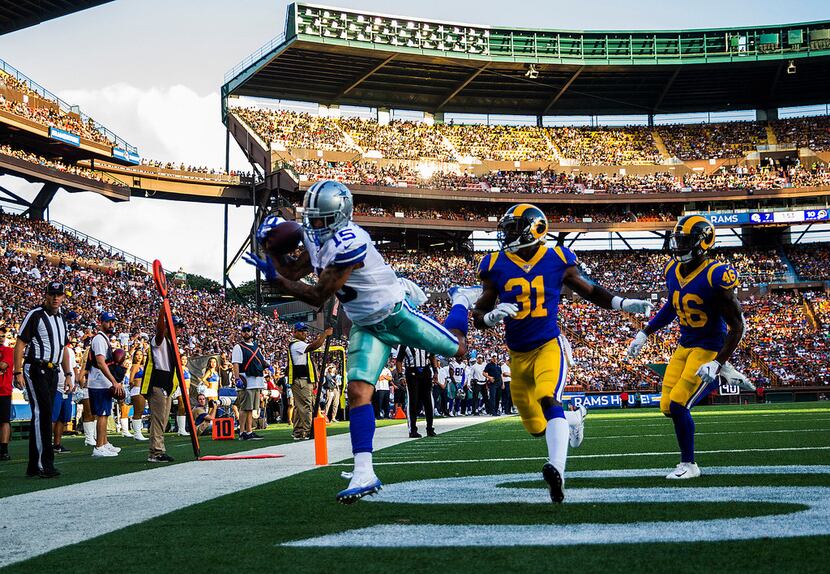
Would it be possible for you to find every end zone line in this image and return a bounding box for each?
[360,445,830,466]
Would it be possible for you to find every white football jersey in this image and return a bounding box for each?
[304,222,403,326]
[450,360,466,386]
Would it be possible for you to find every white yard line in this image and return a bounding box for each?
[354,445,830,466]
[0,416,493,568]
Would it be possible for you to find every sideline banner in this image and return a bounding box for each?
[567,392,662,409]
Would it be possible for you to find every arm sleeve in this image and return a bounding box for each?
[477,254,492,280]
[646,299,677,333]
[712,264,740,290]
[554,245,578,267]
[18,311,37,343]
[330,242,368,268]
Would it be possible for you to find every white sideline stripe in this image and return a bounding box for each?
[0,416,493,568]
[426,428,830,443]
[284,467,830,547]
[357,446,830,466]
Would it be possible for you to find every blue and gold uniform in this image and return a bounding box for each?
[654,257,740,414]
[478,244,577,434]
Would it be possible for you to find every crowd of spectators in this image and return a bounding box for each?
[658,121,767,160]
[234,107,830,166]
[2,212,828,406]
[771,116,830,151]
[0,72,113,147]
[437,123,554,161]
[0,144,124,188]
[355,202,678,225]
[293,158,830,196]
[234,108,353,152]
[549,126,662,164]
[786,243,830,281]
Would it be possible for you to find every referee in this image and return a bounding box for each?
[396,345,437,438]
[13,281,72,479]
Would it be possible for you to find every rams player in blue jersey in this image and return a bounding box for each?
[627,214,745,480]
[472,204,654,503]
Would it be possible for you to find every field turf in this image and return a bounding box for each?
[3,403,830,573]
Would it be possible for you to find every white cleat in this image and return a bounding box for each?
[449,286,483,309]
[666,462,701,480]
[92,446,118,457]
[568,406,587,448]
[336,472,383,504]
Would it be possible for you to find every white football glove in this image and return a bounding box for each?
[696,360,722,385]
[626,330,648,359]
[720,361,755,392]
[483,303,519,327]
[612,296,654,316]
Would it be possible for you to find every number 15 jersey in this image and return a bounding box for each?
[304,222,403,326]
[478,244,577,353]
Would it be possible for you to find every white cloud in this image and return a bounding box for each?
[1,84,258,284]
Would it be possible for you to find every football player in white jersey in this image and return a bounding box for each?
[244,180,481,504]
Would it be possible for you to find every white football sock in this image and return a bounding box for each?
[564,410,579,427]
[83,421,96,440]
[546,418,569,478]
[354,452,373,475]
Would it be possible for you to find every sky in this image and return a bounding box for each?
[0,0,828,282]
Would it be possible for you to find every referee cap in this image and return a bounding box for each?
[45,281,65,295]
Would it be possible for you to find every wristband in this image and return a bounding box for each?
[64,372,72,377]
[14,371,22,375]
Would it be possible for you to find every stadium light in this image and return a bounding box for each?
[525,64,539,79]
[787,60,797,74]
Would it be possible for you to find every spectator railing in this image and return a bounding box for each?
[48,219,151,271]
[0,57,138,154]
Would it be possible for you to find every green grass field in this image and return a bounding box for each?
[3,403,830,573]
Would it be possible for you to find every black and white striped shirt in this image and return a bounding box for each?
[396,346,432,371]
[18,306,68,364]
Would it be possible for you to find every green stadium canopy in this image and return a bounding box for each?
[222,2,830,118]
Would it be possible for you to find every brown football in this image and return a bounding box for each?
[109,385,126,400]
[263,220,303,256]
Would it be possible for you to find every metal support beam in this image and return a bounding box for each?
[653,67,681,113]
[541,66,583,116]
[0,184,32,207]
[615,232,633,250]
[768,60,785,103]
[335,53,397,99]
[436,64,489,112]
[794,223,814,245]
[28,182,59,220]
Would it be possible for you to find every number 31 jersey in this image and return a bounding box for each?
[664,258,740,351]
[304,222,403,326]
[478,245,577,353]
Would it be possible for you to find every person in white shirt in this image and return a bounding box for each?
[374,365,392,419]
[86,312,124,457]
[501,358,514,415]
[470,355,488,415]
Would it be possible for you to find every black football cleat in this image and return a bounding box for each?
[542,463,564,503]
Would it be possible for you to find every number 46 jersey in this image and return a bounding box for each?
[303,222,404,327]
[478,245,577,353]
[664,258,740,352]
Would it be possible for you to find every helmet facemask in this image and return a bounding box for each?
[301,180,353,246]
[497,213,546,253]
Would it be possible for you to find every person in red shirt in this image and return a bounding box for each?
[0,332,14,461]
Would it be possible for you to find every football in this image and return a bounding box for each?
[109,384,126,400]
[262,220,303,256]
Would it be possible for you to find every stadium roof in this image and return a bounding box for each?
[222,3,830,118]
[0,0,114,35]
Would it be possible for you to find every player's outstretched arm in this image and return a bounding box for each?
[563,266,653,315]
[273,250,313,281]
[471,278,502,330]
[268,262,355,308]
[627,299,677,358]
